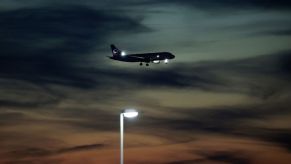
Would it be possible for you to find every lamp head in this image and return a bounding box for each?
[122,109,138,118]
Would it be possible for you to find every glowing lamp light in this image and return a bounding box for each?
[123,109,138,118]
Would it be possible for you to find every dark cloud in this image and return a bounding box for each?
[94,66,221,89]
[6,143,105,159]
[0,1,290,164]
[252,129,291,151]
[278,51,291,75]
[0,5,150,88]
[8,0,291,10]
[165,159,203,164]
[220,20,291,38]
[0,112,27,127]
[140,0,291,10]
[1,48,290,108]
[53,107,120,131]
[129,50,291,93]
[56,144,105,154]
[135,95,291,150]
[86,50,291,91]
[256,29,291,36]
[1,3,290,93]
[165,151,250,164]
[1,20,291,155]
[130,50,291,97]
[8,148,52,158]
[3,159,62,164]
[198,151,250,164]
[0,99,59,108]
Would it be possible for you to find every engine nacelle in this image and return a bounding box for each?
[152,60,160,64]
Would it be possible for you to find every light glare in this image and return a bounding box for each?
[121,51,126,56]
[123,109,138,118]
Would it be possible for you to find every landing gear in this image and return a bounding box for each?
[139,62,149,66]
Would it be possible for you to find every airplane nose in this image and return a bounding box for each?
[169,53,175,59]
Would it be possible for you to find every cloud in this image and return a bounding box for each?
[0,2,290,164]
[8,148,52,158]
[139,0,291,10]
[2,143,105,164]
[254,129,291,151]
[0,112,27,127]
[139,98,291,150]
[0,99,59,108]
[1,35,291,161]
[253,28,291,36]
[118,50,291,98]
[165,159,203,164]
[196,150,250,164]
[0,5,150,88]
[0,53,290,163]
[3,159,62,164]
[5,143,105,159]
[47,0,290,11]
[56,144,105,154]
[1,4,290,93]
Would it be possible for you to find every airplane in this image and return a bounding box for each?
[108,44,175,66]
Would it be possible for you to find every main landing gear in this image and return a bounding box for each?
[140,62,149,66]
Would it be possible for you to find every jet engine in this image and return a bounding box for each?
[153,60,160,64]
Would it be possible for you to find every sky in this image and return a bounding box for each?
[0,0,291,163]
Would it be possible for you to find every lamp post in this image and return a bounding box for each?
[120,109,138,164]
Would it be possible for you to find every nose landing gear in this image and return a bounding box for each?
[139,62,149,66]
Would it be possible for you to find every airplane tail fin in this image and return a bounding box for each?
[110,44,121,57]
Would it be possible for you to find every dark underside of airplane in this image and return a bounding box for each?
[108,44,175,66]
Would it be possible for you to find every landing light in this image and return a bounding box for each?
[121,51,126,56]
[164,59,169,63]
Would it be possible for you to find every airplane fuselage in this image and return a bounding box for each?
[109,44,175,66]
[110,52,174,62]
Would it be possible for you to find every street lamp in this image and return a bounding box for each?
[120,109,138,164]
